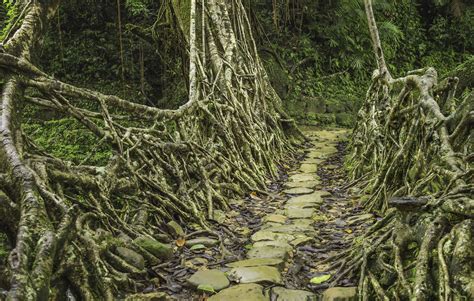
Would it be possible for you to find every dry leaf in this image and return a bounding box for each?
[344,229,353,234]
[250,191,261,200]
[176,238,186,247]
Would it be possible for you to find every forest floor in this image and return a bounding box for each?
[147,128,379,301]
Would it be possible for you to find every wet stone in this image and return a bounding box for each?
[262,214,287,224]
[284,180,320,189]
[321,287,357,301]
[287,208,315,219]
[115,247,145,270]
[228,266,282,284]
[299,163,318,173]
[187,269,230,291]
[252,240,292,251]
[271,287,316,301]
[251,231,295,242]
[289,173,319,182]
[185,237,219,247]
[226,258,284,268]
[247,246,289,260]
[208,284,268,301]
[283,187,314,195]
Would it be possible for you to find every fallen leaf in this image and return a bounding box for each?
[190,244,206,251]
[176,238,186,247]
[344,229,353,234]
[250,191,262,200]
[197,284,216,294]
[310,274,331,284]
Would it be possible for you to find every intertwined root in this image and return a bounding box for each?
[337,63,473,299]
[0,0,303,299]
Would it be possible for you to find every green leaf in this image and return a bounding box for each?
[190,244,206,251]
[197,284,216,294]
[310,274,331,284]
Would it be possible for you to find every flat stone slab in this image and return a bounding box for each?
[251,231,295,242]
[299,163,318,173]
[287,208,315,219]
[290,236,314,247]
[247,246,289,260]
[252,240,292,251]
[291,219,315,226]
[228,266,282,284]
[289,174,319,182]
[284,180,320,189]
[209,284,268,301]
[321,287,357,301]
[226,258,284,268]
[271,287,316,301]
[265,224,315,235]
[262,214,287,224]
[185,237,219,247]
[187,269,230,291]
[283,187,314,195]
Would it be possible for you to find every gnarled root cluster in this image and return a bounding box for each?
[336,65,473,300]
[0,0,303,299]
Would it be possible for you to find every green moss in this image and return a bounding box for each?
[133,237,173,259]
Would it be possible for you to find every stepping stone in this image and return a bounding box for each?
[283,187,314,195]
[284,180,320,189]
[187,269,230,291]
[251,231,295,243]
[346,213,374,225]
[247,246,289,260]
[261,222,284,230]
[291,219,315,226]
[208,284,267,301]
[299,163,318,173]
[228,266,282,284]
[115,247,145,270]
[289,174,318,182]
[287,208,315,219]
[321,287,357,301]
[185,237,219,247]
[271,287,316,301]
[302,158,324,164]
[262,214,287,224]
[290,236,313,247]
[227,258,284,268]
[252,240,292,251]
[266,224,315,235]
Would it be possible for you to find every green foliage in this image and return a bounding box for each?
[23,117,112,165]
[0,0,18,41]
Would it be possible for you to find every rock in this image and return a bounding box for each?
[287,192,325,205]
[134,237,173,260]
[185,237,219,247]
[299,164,318,173]
[228,266,282,284]
[115,247,145,270]
[289,174,319,182]
[251,231,295,243]
[284,180,320,189]
[125,292,170,301]
[166,220,184,238]
[291,219,314,226]
[321,287,357,301]
[290,236,313,247]
[271,287,316,301]
[266,224,315,235]
[253,240,292,251]
[187,269,230,291]
[226,258,284,268]
[262,214,287,224]
[247,246,289,261]
[346,214,374,225]
[212,210,227,224]
[283,187,314,195]
[208,284,267,301]
[287,208,315,219]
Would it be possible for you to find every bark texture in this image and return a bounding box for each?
[0,0,302,299]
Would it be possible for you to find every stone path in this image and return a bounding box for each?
[184,129,360,301]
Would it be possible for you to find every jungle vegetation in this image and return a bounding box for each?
[0,0,472,300]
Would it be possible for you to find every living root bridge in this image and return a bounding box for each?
[0,0,303,299]
[331,1,473,299]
